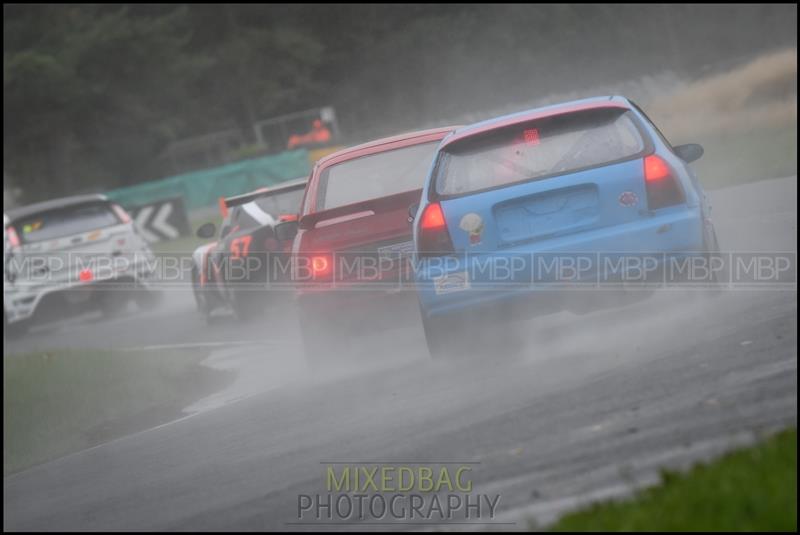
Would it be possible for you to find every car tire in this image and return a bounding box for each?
[703,222,724,291]
[191,267,214,320]
[419,305,477,360]
[99,288,128,317]
[421,312,454,360]
[299,308,351,368]
[134,287,163,311]
[230,287,265,322]
[421,303,520,360]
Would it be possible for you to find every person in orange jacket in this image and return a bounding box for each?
[288,119,332,150]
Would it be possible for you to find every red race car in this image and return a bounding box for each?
[274,127,458,364]
[191,177,307,322]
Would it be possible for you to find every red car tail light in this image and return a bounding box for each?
[291,252,334,284]
[6,226,21,249]
[417,203,454,257]
[311,254,332,278]
[644,155,684,210]
[79,268,94,282]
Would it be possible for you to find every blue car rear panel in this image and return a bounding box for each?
[413,97,708,320]
[416,202,703,318]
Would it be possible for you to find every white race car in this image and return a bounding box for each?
[4,194,160,334]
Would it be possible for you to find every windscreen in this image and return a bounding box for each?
[435,108,645,196]
[316,141,440,211]
[12,202,120,243]
[255,187,305,217]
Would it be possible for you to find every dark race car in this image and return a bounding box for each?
[190,177,307,322]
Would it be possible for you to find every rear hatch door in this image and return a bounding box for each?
[441,158,649,253]
[10,203,132,286]
[300,189,420,285]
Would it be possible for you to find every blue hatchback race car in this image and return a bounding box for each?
[411,96,720,358]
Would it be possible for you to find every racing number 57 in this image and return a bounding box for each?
[230,235,252,258]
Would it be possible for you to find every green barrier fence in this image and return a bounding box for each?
[105,149,311,211]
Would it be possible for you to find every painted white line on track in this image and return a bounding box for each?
[117,340,290,352]
[4,404,217,484]
[2,367,282,483]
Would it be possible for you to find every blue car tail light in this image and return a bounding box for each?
[644,154,685,210]
[417,202,454,257]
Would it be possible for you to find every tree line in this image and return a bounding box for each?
[4,4,795,202]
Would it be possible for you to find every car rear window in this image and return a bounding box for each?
[435,108,645,196]
[13,202,121,243]
[315,141,440,211]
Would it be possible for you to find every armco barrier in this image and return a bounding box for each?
[105,149,311,212]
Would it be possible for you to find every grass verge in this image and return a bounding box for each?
[548,428,797,531]
[693,122,797,190]
[150,213,222,255]
[3,348,233,475]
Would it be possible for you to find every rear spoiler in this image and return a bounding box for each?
[219,179,308,217]
[224,182,307,209]
[298,188,422,230]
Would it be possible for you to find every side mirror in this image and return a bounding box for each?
[196,222,217,239]
[408,202,420,223]
[674,143,704,164]
[274,220,299,242]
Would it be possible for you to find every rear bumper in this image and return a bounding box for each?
[4,260,157,325]
[296,286,420,333]
[416,207,706,320]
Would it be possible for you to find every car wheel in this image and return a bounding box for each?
[421,312,453,360]
[230,287,265,322]
[419,306,474,360]
[134,285,163,312]
[99,288,129,317]
[299,309,351,368]
[191,267,214,320]
[421,303,520,360]
[703,222,724,291]
[191,267,205,311]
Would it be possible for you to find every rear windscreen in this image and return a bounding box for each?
[12,202,120,243]
[315,141,440,211]
[435,109,645,196]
